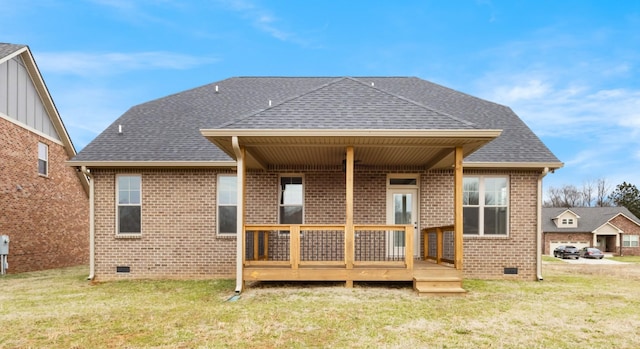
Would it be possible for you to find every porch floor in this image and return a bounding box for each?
[243,259,466,296]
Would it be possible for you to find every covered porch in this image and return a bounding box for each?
[201,129,501,295]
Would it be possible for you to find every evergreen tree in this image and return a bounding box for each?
[609,182,640,217]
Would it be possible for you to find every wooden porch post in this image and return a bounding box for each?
[232,136,246,292]
[345,146,355,288]
[454,146,464,270]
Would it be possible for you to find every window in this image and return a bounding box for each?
[463,176,508,236]
[217,175,237,235]
[38,142,48,176]
[279,176,303,225]
[117,175,141,234]
[623,235,639,247]
[561,218,574,225]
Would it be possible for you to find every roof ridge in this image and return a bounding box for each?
[215,77,347,129]
[350,77,479,129]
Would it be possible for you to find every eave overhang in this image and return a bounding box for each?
[201,128,502,170]
[66,161,237,169]
[464,161,564,171]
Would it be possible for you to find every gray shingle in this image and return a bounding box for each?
[542,207,640,233]
[0,43,26,59]
[72,76,561,164]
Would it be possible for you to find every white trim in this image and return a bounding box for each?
[67,160,237,168]
[465,161,563,170]
[278,174,305,227]
[115,174,142,236]
[38,142,49,176]
[202,128,503,138]
[463,175,510,236]
[0,113,63,145]
[386,173,420,189]
[216,174,238,236]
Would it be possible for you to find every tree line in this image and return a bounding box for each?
[544,179,640,218]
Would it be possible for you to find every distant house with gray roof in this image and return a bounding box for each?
[69,76,562,295]
[542,207,640,256]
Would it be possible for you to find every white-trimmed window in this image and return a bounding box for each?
[217,175,237,235]
[117,175,141,235]
[279,176,304,225]
[463,176,509,236]
[38,142,48,176]
[623,235,639,247]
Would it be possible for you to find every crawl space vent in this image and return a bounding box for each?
[116,266,131,273]
[504,267,518,275]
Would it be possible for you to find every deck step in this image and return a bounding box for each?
[413,276,466,297]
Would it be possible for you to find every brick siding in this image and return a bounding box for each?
[0,117,89,273]
[92,167,542,281]
[611,215,640,256]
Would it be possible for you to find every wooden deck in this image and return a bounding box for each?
[242,224,465,296]
[244,260,465,296]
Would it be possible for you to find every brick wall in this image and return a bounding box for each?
[611,215,640,256]
[0,117,89,273]
[423,170,541,280]
[93,167,542,281]
[93,169,236,280]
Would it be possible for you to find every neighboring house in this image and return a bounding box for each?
[69,76,562,295]
[0,43,89,273]
[542,207,640,256]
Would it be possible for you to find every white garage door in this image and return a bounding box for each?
[550,241,589,252]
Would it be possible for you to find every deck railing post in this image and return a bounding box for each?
[436,227,443,264]
[252,231,259,261]
[405,225,414,270]
[291,225,300,269]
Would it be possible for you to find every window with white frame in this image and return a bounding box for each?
[623,235,639,247]
[38,142,48,176]
[279,176,304,225]
[217,175,237,235]
[463,176,508,236]
[117,175,141,234]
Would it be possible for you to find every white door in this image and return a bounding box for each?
[387,189,418,258]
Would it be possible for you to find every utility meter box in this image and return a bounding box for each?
[0,235,9,255]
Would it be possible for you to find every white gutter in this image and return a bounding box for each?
[81,166,95,280]
[536,167,549,281]
[232,136,244,293]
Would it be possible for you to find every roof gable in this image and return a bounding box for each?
[0,42,88,193]
[221,77,478,130]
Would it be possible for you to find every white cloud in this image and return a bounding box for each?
[36,51,218,77]
[216,0,315,47]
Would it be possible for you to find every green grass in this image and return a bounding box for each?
[2,264,640,348]
[610,255,640,263]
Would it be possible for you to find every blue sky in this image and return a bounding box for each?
[2,0,640,193]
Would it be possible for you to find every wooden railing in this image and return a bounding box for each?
[243,224,414,270]
[421,225,456,266]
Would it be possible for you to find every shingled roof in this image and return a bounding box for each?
[0,43,26,59]
[542,207,640,233]
[71,76,561,166]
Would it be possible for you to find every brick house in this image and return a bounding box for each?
[69,77,562,295]
[0,43,89,273]
[543,207,640,256]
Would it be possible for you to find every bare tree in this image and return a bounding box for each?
[545,185,582,207]
[581,180,595,207]
[595,178,612,207]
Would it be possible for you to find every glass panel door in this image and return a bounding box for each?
[387,189,418,259]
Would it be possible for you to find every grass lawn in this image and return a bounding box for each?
[2,264,640,348]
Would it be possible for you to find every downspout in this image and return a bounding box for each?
[81,166,95,281]
[536,167,549,281]
[232,137,244,294]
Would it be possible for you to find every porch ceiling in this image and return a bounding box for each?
[201,129,502,170]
